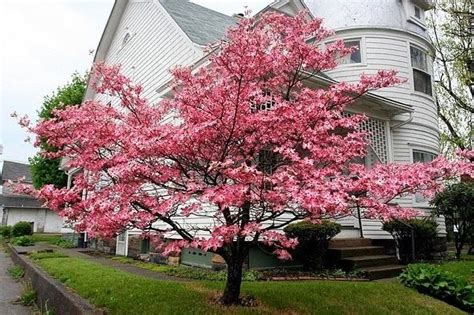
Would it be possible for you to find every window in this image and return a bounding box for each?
[118,232,126,242]
[340,40,362,64]
[413,150,436,164]
[413,150,437,203]
[414,6,421,19]
[122,31,132,48]
[410,45,432,95]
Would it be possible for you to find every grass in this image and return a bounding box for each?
[438,259,474,283]
[8,265,25,280]
[31,253,464,315]
[111,256,262,281]
[19,281,36,306]
[33,255,221,314]
[30,234,62,244]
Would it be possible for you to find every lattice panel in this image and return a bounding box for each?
[343,112,388,164]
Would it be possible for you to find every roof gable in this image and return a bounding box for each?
[159,0,237,46]
[1,161,32,183]
[0,195,43,208]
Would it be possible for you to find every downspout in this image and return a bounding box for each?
[391,112,414,130]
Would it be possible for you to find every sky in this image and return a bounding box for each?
[0,0,270,164]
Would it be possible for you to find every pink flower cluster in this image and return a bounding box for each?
[19,11,472,260]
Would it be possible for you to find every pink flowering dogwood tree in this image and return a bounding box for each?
[20,12,472,304]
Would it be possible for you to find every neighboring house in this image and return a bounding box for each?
[0,161,63,233]
[64,0,442,266]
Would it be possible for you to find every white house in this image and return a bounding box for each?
[64,0,442,271]
[0,161,63,233]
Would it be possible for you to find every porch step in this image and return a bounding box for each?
[329,238,372,248]
[360,264,406,280]
[341,255,399,269]
[329,246,386,259]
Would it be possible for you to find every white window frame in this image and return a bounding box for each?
[411,148,437,207]
[409,44,433,97]
[327,37,366,68]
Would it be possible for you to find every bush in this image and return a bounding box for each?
[432,182,474,259]
[284,220,341,270]
[383,218,438,263]
[400,264,474,312]
[11,236,35,246]
[0,226,12,239]
[12,222,33,237]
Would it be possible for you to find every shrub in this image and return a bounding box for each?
[400,264,474,312]
[12,222,33,237]
[383,218,438,263]
[11,236,35,247]
[432,182,474,259]
[284,220,341,270]
[0,226,12,239]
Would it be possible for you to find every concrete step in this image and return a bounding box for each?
[341,255,399,269]
[329,238,372,248]
[360,264,405,280]
[328,246,386,259]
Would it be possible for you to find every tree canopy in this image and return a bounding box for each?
[429,0,473,155]
[30,73,87,189]
[21,12,473,304]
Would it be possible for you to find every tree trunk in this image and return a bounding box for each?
[221,256,244,305]
[454,233,464,259]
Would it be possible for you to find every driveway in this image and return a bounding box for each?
[0,250,31,315]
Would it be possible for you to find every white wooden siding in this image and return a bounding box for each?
[324,28,442,238]
[97,1,203,105]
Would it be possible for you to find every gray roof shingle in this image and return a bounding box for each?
[159,0,237,46]
[1,161,33,183]
[0,195,43,208]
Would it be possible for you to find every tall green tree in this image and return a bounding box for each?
[432,182,474,259]
[30,73,87,189]
[429,0,473,156]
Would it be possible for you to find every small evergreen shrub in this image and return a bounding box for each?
[11,236,35,246]
[400,264,474,312]
[284,220,341,270]
[12,222,33,237]
[0,226,12,239]
[383,218,438,263]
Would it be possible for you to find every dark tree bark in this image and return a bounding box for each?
[222,255,245,305]
[219,241,249,305]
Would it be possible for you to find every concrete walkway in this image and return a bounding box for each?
[0,251,31,315]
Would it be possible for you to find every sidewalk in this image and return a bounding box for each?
[0,251,31,315]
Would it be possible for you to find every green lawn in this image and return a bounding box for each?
[28,252,464,315]
[30,233,62,244]
[438,259,474,283]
